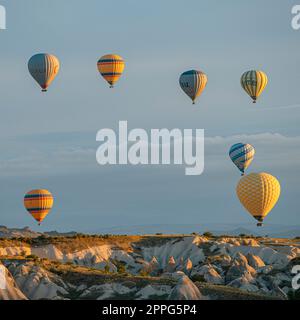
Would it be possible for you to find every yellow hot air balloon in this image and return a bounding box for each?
[28,54,60,92]
[24,189,54,225]
[241,70,268,103]
[236,173,280,226]
[97,54,125,88]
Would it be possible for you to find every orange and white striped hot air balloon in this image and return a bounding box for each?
[24,189,54,225]
[28,53,60,92]
[97,54,125,88]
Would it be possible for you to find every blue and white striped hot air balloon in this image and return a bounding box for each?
[229,143,255,175]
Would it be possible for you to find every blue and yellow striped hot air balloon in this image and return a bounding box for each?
[241,70,268,103]
[24,189,54,225]
[179,70,208,104]
[229,143,255,176]
[97,54,125,88]
[28,54,60,92]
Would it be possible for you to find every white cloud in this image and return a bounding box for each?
[204,133,300,173]
[0,132,299,176]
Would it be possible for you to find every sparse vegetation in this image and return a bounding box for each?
[104,264,111,274]
[191,274,206,283]
[139,270,150,277]
[110,259,129,275]
[288,289,300,300]
[203,231,213,238]
[1,231,296,301]
[0,235,144,253]
[23,258,176,289]
[195,282,279,300]
[25,254,39,261]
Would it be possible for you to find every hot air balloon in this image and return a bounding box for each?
[236,173,280,227]
[24,189,54,225]
[28,54,60,92]
[97,54,125,88]
[241,70,268,103]
[179,70,208,104]
[229,143,255,176]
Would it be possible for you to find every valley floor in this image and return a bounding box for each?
[0,232,299,300]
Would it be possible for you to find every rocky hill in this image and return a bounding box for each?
[0,226,77,239]
[0,232,299,300]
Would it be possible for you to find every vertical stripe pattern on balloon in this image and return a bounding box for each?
[179,70,208,103]
[28,53,60,91]
[241,70,268,102]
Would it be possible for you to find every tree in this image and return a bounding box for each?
[104,264,110,274]
[203,231,213,238]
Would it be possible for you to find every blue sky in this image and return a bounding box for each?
[0,0,299,232]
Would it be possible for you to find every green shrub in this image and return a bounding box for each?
[191,274,205,282]
[288,289,300,300]
[203,231,213,238]
[104,264,110,274]
[139,270,150,277]
[26,254,39,261]
[117,264,126,274]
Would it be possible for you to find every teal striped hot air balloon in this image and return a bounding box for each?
[229,143,255,176]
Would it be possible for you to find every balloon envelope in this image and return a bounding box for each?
[28,54,60,92]
[241,70,268,103]
[179,70,207,104]
[229,143,255,175]
[97,54,125,87]
[236,173,280,226]
[24,189,54,225]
